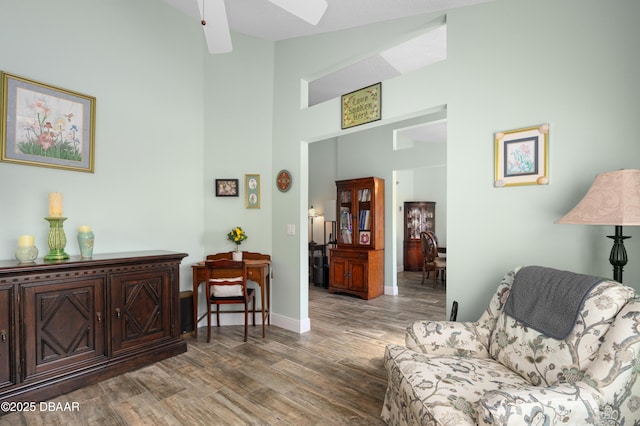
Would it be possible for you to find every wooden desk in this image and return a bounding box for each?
[191,252,271,337]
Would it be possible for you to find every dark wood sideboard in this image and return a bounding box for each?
[0,251,187,404]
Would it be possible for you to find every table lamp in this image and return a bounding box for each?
[557,169,640,283]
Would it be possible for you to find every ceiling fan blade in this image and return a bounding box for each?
[198,0,232,53]
[267,0,328,25]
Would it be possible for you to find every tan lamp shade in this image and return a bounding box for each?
[557,169,640,226]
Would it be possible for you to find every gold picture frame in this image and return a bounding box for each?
[245,174,260,208]
[494,124,549,187]
[1,72,96,173]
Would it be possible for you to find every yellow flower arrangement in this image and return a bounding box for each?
[227,226,248,249]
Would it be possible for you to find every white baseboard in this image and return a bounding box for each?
[196,312,310,334]
[272,313,311,333]
[385,285,398,296]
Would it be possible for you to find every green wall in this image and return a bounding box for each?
[0,0,206,282]
[2,0,639,330]
[272,0,640,323]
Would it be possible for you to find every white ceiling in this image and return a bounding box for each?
[163,0,491,42]
[163,0,489,143]
[308,25,447,105]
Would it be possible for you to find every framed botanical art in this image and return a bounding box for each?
[245,174,260,208]
[215,179,238,196]
[494,124,549,187]
[0,72,96,173]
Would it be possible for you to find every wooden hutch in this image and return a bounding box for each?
[329,177,384,299]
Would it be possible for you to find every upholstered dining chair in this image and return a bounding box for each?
[420,231,446,288]
[204,259,255,342]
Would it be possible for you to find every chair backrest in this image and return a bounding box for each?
[205,259,247,298]
[484,266,637,387]
[420,231,438,263]
[206,251,271,261]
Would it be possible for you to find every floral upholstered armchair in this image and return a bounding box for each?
[381,266,640,425]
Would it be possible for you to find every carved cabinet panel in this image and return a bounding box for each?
[110,269,171,355]
[22,278,106,380]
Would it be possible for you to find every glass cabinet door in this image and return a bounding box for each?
[357,188,372,246]
[338,189,353,244]
[404,202,435,240]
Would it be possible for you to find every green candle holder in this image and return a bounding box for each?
[44,217,70,261]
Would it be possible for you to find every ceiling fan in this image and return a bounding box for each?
[198,0,328,54]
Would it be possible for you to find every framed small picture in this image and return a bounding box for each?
[245,174,260,208]
[215,179,238,196]
[359,231,371,245]
[1,72,96,173]
[494,124,549,187]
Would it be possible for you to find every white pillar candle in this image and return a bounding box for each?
[79,225,92,233]
[48,192,63,217]
[18,235,34,247]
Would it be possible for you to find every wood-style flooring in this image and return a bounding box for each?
[1,271,445,425]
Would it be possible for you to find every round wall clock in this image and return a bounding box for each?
[276,169,292,192]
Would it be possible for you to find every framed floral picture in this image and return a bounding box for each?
[245,174,260,209]
[0,72,96,173]
[494,124,549,187]
[215,179,238,196]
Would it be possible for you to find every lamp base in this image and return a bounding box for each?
[607,225,629,283]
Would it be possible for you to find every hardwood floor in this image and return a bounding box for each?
[1,271,445,425]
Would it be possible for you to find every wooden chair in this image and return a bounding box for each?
[420,231,446,288]
[206,251,270,262]
[206,251,270,337]
[204,259,255,342]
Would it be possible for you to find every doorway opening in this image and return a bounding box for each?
[307,114,446,301]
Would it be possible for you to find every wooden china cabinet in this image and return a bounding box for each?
[403,201,436,271]
[329,177,384,300]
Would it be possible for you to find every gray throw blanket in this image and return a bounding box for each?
[503,266,603,340]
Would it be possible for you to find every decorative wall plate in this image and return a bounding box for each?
[276,169,292,192]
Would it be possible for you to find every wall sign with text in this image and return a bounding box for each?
[341,82,381,129]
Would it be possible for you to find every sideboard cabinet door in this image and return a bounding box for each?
[0,285,15,389]
[110,269,172,356]
[22,278,106,381]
